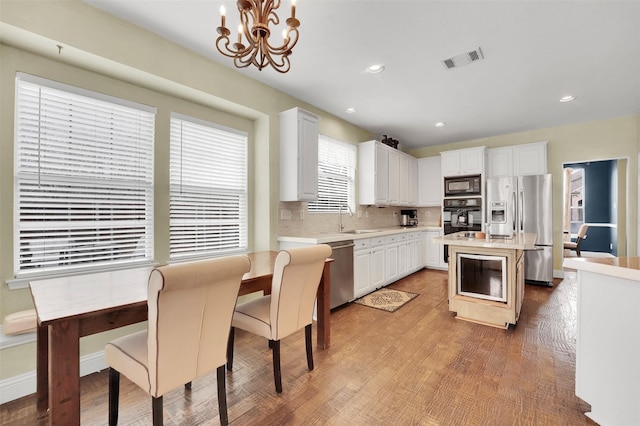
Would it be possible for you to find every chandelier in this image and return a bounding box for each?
[216,0,300,73]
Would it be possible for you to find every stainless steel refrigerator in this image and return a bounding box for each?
[487,174,553,286]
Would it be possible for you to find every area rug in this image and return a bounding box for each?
[353,288,419,313]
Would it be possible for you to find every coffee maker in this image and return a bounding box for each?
[400,209,418,227]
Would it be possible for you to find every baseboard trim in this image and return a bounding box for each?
[0,350,106,405]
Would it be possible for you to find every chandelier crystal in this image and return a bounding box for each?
[216,0,300,73]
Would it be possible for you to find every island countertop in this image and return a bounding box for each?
[433,232,537,250]
[563,256,640,282]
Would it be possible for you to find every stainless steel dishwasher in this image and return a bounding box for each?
[327,240,355,309]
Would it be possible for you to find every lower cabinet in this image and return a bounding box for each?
[385,235,399,283]
[425,230,447,270]
[354,239,372,298]
[354,232,427,299]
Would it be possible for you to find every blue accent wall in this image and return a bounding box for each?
[564,160,617,254]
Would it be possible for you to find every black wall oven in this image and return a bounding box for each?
[442,197,482,262]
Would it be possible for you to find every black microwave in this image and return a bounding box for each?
[444,174,482,197]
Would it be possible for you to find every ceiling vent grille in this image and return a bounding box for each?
[442,47,484,69]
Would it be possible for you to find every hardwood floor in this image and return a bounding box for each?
[1,269,596,425]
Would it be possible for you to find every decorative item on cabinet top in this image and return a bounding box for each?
[381,135,399,149]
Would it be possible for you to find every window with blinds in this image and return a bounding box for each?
[169,114,248,260]
[308,135,356,213]
[14,73,155,278]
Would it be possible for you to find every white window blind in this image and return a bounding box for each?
[169,114,248,260]
[14,73,155,278]
[308,135,356,213]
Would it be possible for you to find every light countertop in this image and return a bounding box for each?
[563,257,640,282]
[433,232,538,250]
[278,225,442,245]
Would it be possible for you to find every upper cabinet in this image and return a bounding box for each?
[358,140,417,206]
[440,146,486,177]
[487,141,547,179]
[279,107,320,201]
[418,156,442,206]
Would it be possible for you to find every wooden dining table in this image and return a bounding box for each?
[29,251,332,426]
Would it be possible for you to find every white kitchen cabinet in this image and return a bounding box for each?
[358,140,389,205]
[371,242,386,288]
[514,141,547,176]
[487,147,514,179]
[398,153,409,205]
[409,157,418,205]
[414,232,425,270]
[440,146,486,177]
[385,234,399,284]
[354,236,386,298]
[487,141,547,179]
[388,149,400,205]
[397,233,412,278]
[279,107,320,201]
[425,230,447,270]
[418,156,442,206]
[353,239,372,298]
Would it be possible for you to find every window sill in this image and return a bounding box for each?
[6,261,157,290]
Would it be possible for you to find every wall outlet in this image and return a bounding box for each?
[299,210,305,220]
[357,210,362,218]
[280,209,292,220]
[365,210,369,218]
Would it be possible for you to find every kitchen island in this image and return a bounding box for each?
[434,232,537,329]
[563,257,640,426]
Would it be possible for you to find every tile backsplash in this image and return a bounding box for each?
[278,202,442,236]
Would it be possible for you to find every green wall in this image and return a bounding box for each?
[1,0,638,388]
[411,113,640,273]
[0,0,371,382]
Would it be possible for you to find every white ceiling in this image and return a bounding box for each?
[84,0,640,150]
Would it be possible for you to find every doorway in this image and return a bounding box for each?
[562,158,627,258]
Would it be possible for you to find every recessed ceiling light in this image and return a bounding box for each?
[345,107,356,114]
[435,122,446,127]
[559,95,576,103]
[366,64,385,74]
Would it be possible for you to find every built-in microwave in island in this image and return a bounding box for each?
[457,253,507,303]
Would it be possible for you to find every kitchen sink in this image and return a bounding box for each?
[341,229,381,234]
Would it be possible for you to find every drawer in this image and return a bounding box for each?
[386,235,398,244]
[354,239,371,251]
[371,236,386,247]
[398,233,408,242]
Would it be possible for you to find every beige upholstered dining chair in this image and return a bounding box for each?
[105,255,251,426]
[564,223,589,257]
[226,244,332,393]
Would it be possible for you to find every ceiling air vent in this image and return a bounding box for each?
[442,47,484,69]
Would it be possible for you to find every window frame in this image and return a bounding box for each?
[13,73,156,281]
[169,113,248,261]
[307,134,357,214]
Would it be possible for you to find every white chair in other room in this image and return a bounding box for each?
[564,224,589,257]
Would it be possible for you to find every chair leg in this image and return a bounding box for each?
[271,339,282,393]
[108,368,120,426]
[184,381,192,390]
[152,395,163,426]
[226,327,235,371]
[305,324,314,371]
[216,365,229,426]
[576,247,581,257]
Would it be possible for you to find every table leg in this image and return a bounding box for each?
[48,319,81,426]
[316,261,331,349]
[36,324,49,412]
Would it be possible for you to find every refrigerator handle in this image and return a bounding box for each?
[511,190,517,234]
[518,189,524,233]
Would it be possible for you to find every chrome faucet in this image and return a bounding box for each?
[339,204,353,232]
